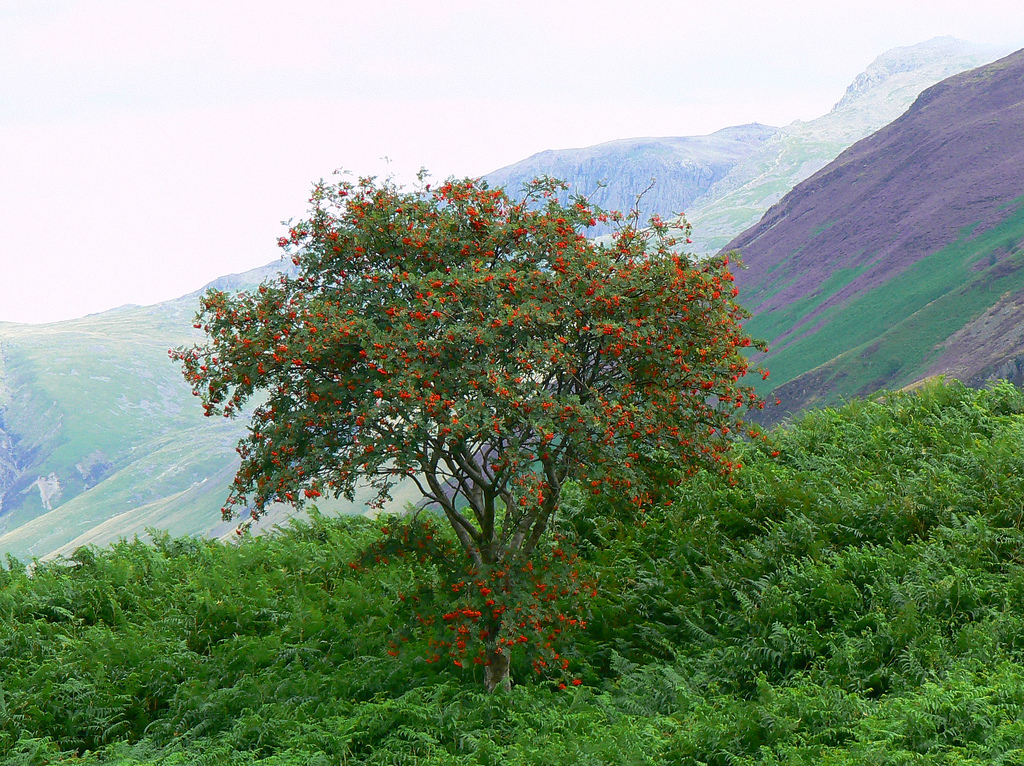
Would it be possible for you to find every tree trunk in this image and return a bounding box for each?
[484,646,511,693]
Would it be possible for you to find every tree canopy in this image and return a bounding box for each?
[173,174,765,689]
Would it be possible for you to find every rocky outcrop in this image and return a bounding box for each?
[0,423,18,515]
[831,37,1008,112]
[484,124,779,234]
[0,340,19,516]
[924,289,1024,385]
[75,451,112,488]
[29,473,62,511]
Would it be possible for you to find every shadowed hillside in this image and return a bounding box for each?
[684,37,1014,254]
[727,48,1024,420]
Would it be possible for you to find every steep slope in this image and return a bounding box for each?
[685,37,1014,254]
[484,124,778,232]
[482,38,1009,252]
[0,261,414,561]
[726,48,1024,419]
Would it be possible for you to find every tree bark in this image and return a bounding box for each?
[484,646,511,693]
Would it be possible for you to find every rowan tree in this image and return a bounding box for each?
[172,173,766,691]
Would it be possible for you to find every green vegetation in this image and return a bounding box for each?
[3,379,1024,763]
[0,301,247,554]
[743,260,871,345]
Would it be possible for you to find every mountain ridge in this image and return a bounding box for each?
[484,123,778,233]
[482,37,1013,254]
[726,47,1024,419]
[683,36,1017,254]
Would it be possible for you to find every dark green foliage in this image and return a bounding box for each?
[2,379,1024,763]
[578,380,1024,762]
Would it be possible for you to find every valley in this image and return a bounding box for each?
[0,37,1022,563]
[2,29,1024,766]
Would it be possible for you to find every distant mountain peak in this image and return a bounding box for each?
[177,259,298,303]
[483,123,780,234]
[681,37,1015,256]
[831,37,1013,113]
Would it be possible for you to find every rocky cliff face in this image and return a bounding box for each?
[832,37,1005,112]
[484,124,778,234]
[0,423,18,516]
[724,48,1024,421]
[0,342,18,517]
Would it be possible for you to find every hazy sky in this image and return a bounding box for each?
[2,0,1023,324]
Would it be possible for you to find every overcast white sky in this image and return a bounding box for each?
[1,0,1022,324]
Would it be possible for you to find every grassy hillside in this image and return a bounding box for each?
[0,302,235,541]
[3,380,1024,764]
[0,263,415,561]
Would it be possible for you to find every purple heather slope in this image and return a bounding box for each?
[727,47,1024,339]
